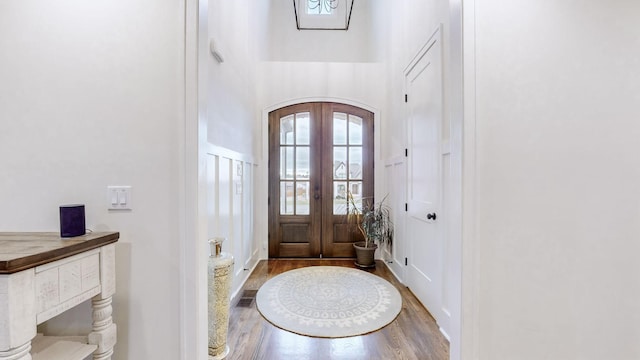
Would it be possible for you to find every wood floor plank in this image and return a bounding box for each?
[225,259,449,360]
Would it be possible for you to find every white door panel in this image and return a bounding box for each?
[405,28,444,325]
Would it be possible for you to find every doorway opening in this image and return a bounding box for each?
[268,102,374,258]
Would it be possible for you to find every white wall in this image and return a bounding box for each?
[203,0,263,302]
[258,62,385,111]
[206,0,260,157]
[471,1,640,359]
[257,0,387,111]
[0,1,184,359]
[381,0,450,160]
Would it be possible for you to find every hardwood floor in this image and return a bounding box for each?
[225,259,449,360]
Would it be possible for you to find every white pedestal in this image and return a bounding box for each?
[207,252,234,359]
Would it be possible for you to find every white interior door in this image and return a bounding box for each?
[405,29,444,324]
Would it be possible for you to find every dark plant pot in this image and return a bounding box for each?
[353,241,377,268]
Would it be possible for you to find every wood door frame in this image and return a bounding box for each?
[267,101,376,258]
[260,97,382,258]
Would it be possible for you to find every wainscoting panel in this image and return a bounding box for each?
[206,145,260,297]
[383,156,407,283]
[242,162,259,271]
[440,150,452,337]
[232,159,243,283]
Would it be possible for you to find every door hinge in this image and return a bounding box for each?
[268,196,270,206]
[405,257,408,266]
[405,203,408,212]
[405,148,408,157]
[404,94,408,103]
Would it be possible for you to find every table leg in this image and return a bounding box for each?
[0,342,31,360]
[88,296,117,360]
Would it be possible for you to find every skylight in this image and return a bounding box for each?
[294,0,354,30]
[306,0,337,15]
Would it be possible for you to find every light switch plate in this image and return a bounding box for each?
[107,186,132,210]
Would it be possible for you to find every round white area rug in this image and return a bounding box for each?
[256,266,402,338]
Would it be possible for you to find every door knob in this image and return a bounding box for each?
[427,213,437,220]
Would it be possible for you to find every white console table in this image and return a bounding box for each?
[0,232,119,360]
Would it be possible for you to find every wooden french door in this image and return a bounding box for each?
[268,102,374,258]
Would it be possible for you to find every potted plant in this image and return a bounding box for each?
[346,192,394,268]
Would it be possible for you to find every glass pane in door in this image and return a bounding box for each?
[296,147,310,179]
[280,115,294,144]
[348,147,362,180]
[296,182,310,215]
[281,181,294,215]
[333,181,347,214]
[333,113,347,145]
[349,181,363,206]
[333,147,347,179]
[348,115,363,145]
[296,147,310,216]
[332,112,366,215]
[296,113,310,145]
[280,112,313,216]
[280,147,294,179]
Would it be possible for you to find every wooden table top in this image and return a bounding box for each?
[0,232,119,274]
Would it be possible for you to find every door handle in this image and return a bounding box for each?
[427,213,437,220]
[314,186,320,200]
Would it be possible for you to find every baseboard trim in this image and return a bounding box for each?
[439,326,451,341]
[229,259,262,301]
